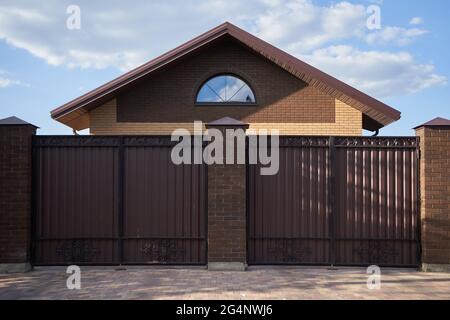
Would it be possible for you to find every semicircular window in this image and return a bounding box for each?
[196,74,256,104]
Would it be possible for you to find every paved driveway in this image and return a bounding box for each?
[1,266,449,300]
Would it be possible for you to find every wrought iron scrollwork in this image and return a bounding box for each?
[268,240,312,263]
[334,137,418,148]
[34,136,179,147]
[354,240,399,264]
[124,136,177,147]
[279,137,330,148]
[34,136,121,147]
[56,240,100,263]
[142,239,185,263]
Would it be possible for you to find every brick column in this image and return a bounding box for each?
[415,117,450,272]
[0,117,37,273]
[206,117,248,271]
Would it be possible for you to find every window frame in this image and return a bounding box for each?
[194,73,258,106]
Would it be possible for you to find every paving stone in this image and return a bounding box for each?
[0,266,449,300]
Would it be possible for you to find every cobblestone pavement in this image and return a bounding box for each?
[0,266,449,300]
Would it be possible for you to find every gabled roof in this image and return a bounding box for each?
[51,22,401,131]
[414,117,450,129]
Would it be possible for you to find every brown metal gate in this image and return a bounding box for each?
[248,136,420,267]
[32,136,207,265]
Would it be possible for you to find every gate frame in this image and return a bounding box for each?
[246,135,422,268]
[31,135,209,266]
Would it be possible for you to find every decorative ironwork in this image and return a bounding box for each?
[279,136,330,148]
[354,240,399,264]
[34,135,418,149]
[278,136,418,148]
[56,240,100,262]
[142,240,185,263]
[268,240,313,263]
[124,136,179,147]
[335,137,418,148]
[34,136,121,147]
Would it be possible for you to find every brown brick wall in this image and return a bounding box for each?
[206,123,247,269]
[416,126,450,267]
[207,163,246,264]
[116,37,336,125]
[0,125,35,265]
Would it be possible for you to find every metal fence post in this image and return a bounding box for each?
[329,136,336,266]
[118,137,125,265]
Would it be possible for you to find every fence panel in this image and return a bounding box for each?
[33,136,207,265]
[248,137,331,265]
[334,137,420,266]
[247,136,420,267]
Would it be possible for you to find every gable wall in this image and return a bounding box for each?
[89,37,362,135]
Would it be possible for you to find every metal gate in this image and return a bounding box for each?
[247,136,420,267]
[32,136,207,265]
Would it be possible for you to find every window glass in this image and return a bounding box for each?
[197,75,255,103]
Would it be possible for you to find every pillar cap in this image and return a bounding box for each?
[0,116,39,128]
[414,117,450,129]
[206,117,249,129]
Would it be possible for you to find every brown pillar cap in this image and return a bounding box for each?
[206,117,249,129]
[0,116,39,128]
[414,117,450,129]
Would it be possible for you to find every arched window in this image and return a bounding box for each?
[196,74,256,104]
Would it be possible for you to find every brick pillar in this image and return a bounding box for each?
[415,117,450,272]
[206,117,248,271]
[0,117,37,273]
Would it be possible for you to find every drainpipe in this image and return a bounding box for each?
[372,129,379,137]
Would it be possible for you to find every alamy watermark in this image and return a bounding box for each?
[66,265,81,290]
[366,265,381,290]
[66,5,81,30]
[171,121,280,176]
[366,5,382,30]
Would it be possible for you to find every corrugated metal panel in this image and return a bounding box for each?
[248,136,419,267]
[123,146,206,264]
[248,139,330,265]
[33,136,206,265]
[334,146,419,266]
[34,145,119,265]
[34,135,419,267]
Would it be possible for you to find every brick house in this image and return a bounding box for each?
[1,23,449,273]
[50,22,401,136]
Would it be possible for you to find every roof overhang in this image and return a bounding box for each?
[51,22,401,131]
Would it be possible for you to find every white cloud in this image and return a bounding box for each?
[410,17,424,25]
[0,0,429,69]
[253,0,367,53]
[252,1,427,51]
[301,45,447,97]
[0,1,232,71]
[366,26,427,46]
[0,0,444,98]
[0,70,24,88]
[0,77,22,88]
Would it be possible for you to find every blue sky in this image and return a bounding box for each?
[0,0,448,135]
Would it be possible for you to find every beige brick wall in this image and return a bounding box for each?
[90,98,362,136]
